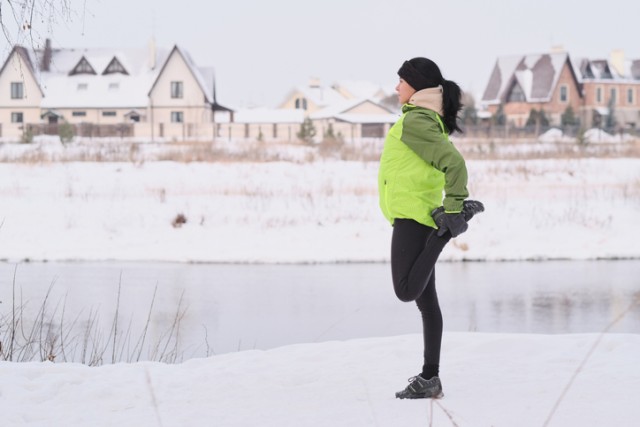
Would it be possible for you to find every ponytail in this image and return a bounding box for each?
[441,79,463,134]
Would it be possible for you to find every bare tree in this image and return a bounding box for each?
[1,0,77,48]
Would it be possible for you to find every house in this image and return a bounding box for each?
[481,52,582,127]
[279,78,398,140]
[576,50,640,128]
[0,39,231,141]
[1,39,398,144]
[481,50,640,129]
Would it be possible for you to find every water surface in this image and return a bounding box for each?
[1,260,638,361]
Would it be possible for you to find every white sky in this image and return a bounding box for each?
[2,0,640,108]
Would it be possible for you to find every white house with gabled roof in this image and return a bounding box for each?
[0,39,230,141]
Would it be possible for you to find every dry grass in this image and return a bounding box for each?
[0,267,190,365]
[4,135,636,164]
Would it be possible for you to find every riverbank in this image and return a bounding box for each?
[1,156,639,263]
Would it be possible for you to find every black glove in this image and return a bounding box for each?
[436,213,468,237]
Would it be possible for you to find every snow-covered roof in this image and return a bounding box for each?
[310,98,395,121]
[332,113,398,124]
[574,57,640,82]
[331,80,388,101]
[23,43,216,110]
[482,52,573,104]
[287,85,346,109]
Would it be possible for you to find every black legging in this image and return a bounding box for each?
[391,218,451,372]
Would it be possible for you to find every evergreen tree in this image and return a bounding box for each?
[493,104,506,126]
[561,105,579,126]
[461,92,478,126]
[526,109,550,127]
[606,97,617,130]
[297,117,317,144]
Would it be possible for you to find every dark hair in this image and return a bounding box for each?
[398,57,463,134]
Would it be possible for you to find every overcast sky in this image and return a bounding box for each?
[2,0,639,108]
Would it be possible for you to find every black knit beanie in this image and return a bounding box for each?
[397,57,444,91]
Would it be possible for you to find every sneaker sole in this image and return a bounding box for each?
[396,391,444,399]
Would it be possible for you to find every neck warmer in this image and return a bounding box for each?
[408,86,443,116]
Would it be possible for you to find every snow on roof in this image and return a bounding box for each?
[295,85,345,107]
[495,55,522,99]
[29,44,217,110]
[484,52,570,104]
[331,80,387,100]
[333,113,398,124]
[311,98,394,119]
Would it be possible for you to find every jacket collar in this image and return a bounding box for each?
[404,86,443,116]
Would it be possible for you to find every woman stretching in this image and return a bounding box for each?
[378,57,484,399]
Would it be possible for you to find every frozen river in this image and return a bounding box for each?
[1,260,638,362]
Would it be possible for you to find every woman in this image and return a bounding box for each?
[378,57,484,399]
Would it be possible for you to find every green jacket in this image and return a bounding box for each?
[378,104,468,228]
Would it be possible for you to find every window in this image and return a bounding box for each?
[11,112,23,123]
[294,98,308,110]
[11,82,24,99]
[72,111,87,117]
[69,56,96,75]
[103,57,128,75]
[627,88,635,105]
[507,83,525,102]
[102,111,116,117]
[170,111,183,123]
[108,83,119,91]
[559,85,568,103]
[171,81,183,99]
[77,83,88,91]
[596,87,603,104]
[610,88,618,105]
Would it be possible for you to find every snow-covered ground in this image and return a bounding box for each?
[0,155,639,263]
[1,143,639,426]
[1,332,638,426]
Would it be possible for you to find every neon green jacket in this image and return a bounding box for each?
[378,104,468,228]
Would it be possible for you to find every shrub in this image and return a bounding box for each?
[59,122,74,145]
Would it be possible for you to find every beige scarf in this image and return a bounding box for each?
[408,86,444,116]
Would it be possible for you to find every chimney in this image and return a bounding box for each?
[610,49,625,77]
[41,38,52,71]
[148,37,157,70]
[308,77,321,88]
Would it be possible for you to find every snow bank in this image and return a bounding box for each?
[0,332,637,426]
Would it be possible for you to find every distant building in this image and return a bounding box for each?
[278,78,398,140]
[0,39,231,140]
[0,39,397,143]
[481,50,640,130]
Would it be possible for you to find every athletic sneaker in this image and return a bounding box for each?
[431,199,485,226]
[395,375,444,399]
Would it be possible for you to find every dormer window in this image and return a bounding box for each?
[69,56,96,76]
[294,97,308,110]
[103,57,128,75]
[506,82,525,103]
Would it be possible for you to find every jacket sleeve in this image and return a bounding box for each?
[401,111,469,212]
